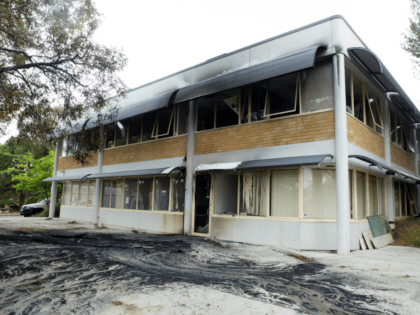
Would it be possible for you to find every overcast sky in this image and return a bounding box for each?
[0,0,417,144]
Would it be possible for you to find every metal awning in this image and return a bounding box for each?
[42,174,90,182]
[174,45,327,104]
[86,166,184,180]
[349,155,420,184]
[348,47,420,123]
[195,154,334,172]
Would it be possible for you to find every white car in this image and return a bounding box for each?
[20,199,49,217]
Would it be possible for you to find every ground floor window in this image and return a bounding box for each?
[393,181,416,218]
[62,180,97,207]
[100,175,184,212]
[239,171,267,217]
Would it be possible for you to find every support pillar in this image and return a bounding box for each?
[183,100,196,235]
[383,99,394,226]
[412,127,420,216]
[93,127,104,225]
[333,54,350,255]
[48,141,60,218]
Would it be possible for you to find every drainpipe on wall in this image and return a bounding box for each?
[93,126,104,226]
[333,53,350,255]
[383,99,394,228]
[183,100,196,235]
[48,141,60,218]
[412,127,420,216]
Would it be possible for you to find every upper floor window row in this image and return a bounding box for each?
[390,110,414,155]
[196,72,302,132]
[345,67,383,135]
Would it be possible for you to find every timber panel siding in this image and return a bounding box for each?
[194,111,335,155]
[347,114,385,158]
[391,144,415,173]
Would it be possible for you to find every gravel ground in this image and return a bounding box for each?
[0,217,419,315]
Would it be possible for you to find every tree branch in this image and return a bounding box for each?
[0,47,34,63]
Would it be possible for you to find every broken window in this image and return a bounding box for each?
[239,171,267,217]
[71,181,79,206]
[176,103,189,135]
[214,173,238,215]
[128,115,142,144]
[369,175,378,216]
[115,120,129,147]
[142,112,156,142]
[138,177,153,210]
[240,86,251,123]
[88,180,96,207]
[196,97,215,131]
[78,181,88,206]
[152,107,174,139]
[250,82,268,122]
[123,178,137,210]
[215,89,240,128]
[154,177,170,210]
[101,180,112,208]
[62,181,72,206]
[172,176,185,212]
[303,168,337,219]
[270,169,299,217]
[105,123,116,148]
[356,171,367,219]
[265,73,300,118]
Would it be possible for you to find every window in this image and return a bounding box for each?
[303,168,337,219]
[67,135,76,156]
[153,177,170,210]
[111,179,123,209]
[239,171,267,217]
[138,177,153,210]
[214,173,238,215]
[128,115,142,144]
[152,108,174,139]
[368,175,378,216]
[78,181,88,206]
[378,177,385,215]
[171,176,185,212]
[271,169,299,217]
[102,180,111,208]
[88,181,96,207]
[390,110,414,155]
[62,181,72,206]
[106,123,116,148]
[265,73,300,118]
[115,120,129,147]
[123,178,137,210]
[142,112,157,142]
[394,181,416,217]
[356,172,367,219]
[345,67,383,135]
[71,181,79,206]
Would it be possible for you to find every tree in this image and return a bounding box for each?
[0,0,127,164]
[5,150,60,208]
[403,0,420,79]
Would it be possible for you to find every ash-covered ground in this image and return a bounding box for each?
[0,217,418,315]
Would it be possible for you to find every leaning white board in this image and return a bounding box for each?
[362,229,374,250]
[371,233,394,249]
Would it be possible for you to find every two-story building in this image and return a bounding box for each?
[45,15,420,255]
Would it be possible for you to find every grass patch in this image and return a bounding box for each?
[392,217,420,248]
[35,210,49,217]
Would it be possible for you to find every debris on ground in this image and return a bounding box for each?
[392,217,420,247]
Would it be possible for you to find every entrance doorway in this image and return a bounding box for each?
[194,173,211,234]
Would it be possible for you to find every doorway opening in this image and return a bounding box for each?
[194,173,211,234]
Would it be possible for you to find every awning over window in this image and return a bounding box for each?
[174,45,327,104]
[86,166,184,180]
[349,155,420,184]
[194,154,334,173]
[42,174,90,182]
[348,47,420,123]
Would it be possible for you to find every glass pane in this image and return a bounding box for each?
[394,182,401,217]
[239,171,267,217]
[142,112,156,142]
[345,68,352,113]
[177,103,189,135]
[62,181,72,206]
[75,134,84,153]
[156,109,174,138]
[216,89,240,128]
[390,111,397,143]
[378,177,385,215]
[197,98,215,131]
[303,168,337,219]
[111,179,123,209]
[101,180,112,208]
[353,75,364,123]
[88,181,96,207]
[67,135,76,156]
[78,181,88,206]
[138,177,153,210]
[71,182,79,206]
[369,175,378,216]
[250,82,268,122]
[271,170,299,217]
[115,120,129,147]
[366,87,382,128]
[172,176,185,212]
[240,86,250,123]
[268,73,299,117]
[128,115,142,144]
[105,123,116,148]
[154,177,170,210]
[365,89,375,129]
[123,178,138,209]
[356,172,367,219]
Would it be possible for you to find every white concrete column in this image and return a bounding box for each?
[183,100,196,235]
[48,141,60,218]
[333,54,350,255]
[383,99,394,225]
[93,127,104,225]
[412,127,420,215]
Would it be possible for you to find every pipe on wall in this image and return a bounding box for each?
[183,100,196,235]
[333,53,350,255]
[383,98,395,226]
[48,141,60,218]
[93,126,104,225]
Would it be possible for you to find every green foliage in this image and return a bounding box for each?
[403,0,420,78]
